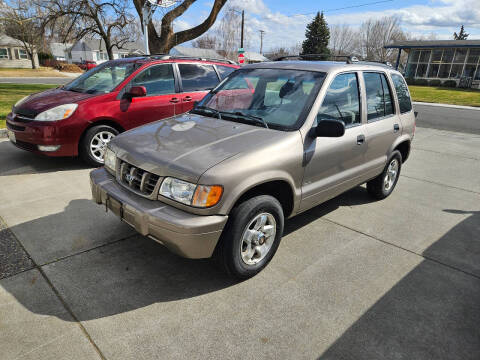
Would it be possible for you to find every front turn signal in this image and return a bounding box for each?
[192,185,223,207]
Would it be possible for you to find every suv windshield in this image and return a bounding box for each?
[63,61,138,94]
[193,68,326,131]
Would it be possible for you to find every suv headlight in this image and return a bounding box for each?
[159,177,223,207]
[104,147,116,173]
[34,104,78,121]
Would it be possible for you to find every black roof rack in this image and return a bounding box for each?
[129,54,237,65]
[274,54,360,64]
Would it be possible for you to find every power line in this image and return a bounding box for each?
[277,0,395,17]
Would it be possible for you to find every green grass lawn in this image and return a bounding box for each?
[0,83,57,128]
[409,85,480,107]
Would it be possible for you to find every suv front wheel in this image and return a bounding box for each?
[214,195,284,279]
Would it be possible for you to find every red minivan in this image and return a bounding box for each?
[6,56,238,165]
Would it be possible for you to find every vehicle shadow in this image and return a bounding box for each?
[0,141,90,176]
[0,186,372,322]
[319,209,480,360]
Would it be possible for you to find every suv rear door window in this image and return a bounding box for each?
[317,73,361,127]
[391,73,413,113]
[216,65,236,79]
[364,72,394,121]
[131,64,175,96]
[178,64,219,92]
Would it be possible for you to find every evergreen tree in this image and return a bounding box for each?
[302,12,331,59]
[453,25,469,40]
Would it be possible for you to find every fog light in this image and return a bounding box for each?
[38,145,61,152]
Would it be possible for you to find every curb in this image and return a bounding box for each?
[0,128,6,138]
[413,102,480,111]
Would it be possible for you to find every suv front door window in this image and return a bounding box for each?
[301,72,367,210]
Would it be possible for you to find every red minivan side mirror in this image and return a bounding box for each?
[127,86,147,98]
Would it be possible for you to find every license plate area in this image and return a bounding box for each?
[7,130,16,143]
[106,194,123,220]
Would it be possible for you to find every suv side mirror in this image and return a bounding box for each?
[315,119,345,137]
[127,86,147,98]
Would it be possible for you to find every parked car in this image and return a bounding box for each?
[6,56,239,166]
[89,60,415,278]
[77,60,97,71]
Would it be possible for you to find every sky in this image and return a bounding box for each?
[161,0,480,52]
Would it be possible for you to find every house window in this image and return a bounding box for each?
[18,49,28,59]
[0,48,8,59]
[98,52,108,61]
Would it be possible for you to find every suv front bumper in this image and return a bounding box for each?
[90,167,228,259]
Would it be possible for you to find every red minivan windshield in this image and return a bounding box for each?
[63,61,138,94]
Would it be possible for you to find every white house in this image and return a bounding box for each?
[170,45,223,59]
[69,39,145,64]
[0,34,38,68]
[50,42,73,62]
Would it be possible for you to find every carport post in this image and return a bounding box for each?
[395,48,402,70]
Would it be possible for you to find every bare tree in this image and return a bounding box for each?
[132,0,227,54]
[0,0,44,68]
[329,24,357,56]
[357,16,406,63]
[40,0,136,60]
[192,34,219,49]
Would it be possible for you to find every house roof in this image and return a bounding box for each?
[170,46,222,59]
[385,40,480,49]
[71,39,145,54]
[0,34,27,47]
[244,51,269,62]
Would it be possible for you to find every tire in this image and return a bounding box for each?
[80,125,119,167]
[367,150,402,200]
[214,195,284,279]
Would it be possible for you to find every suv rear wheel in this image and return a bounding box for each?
[367,150,402,199]
[214,195,284,279]
[80,125,119,167]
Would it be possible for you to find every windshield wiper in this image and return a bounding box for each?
[67,87,84,93]
[192,105,222,120]
[223,111,269,129]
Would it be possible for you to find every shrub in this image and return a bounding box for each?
[405,77,416,85]
[38,52,54,66]
[428,79,442,87]
[442,80,457,88]
[414,79,429,86]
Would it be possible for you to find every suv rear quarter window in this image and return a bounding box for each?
[178,64,220,92]
[391,73,413,113]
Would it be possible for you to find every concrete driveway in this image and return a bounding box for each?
[0,127,479,360]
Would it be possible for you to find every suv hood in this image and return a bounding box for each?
[111,113,276,183]
[14,88,96,118]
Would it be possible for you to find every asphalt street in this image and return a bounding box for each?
[414,102,480,135]
[0,124,479,360]
[0,77,73,85]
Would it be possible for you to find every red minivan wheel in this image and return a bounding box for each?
[80,125,119,167]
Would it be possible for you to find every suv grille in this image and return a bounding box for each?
[119,160,161,196]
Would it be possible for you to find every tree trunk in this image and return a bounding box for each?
[134,0,227,55]
[29,51,37,69]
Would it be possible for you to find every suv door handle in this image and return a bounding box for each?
[394,123,400,133]
[357,134,365,145]
[183,96,192,102]
[169,97,180,103]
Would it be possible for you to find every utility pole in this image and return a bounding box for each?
[241,10,244,49]
[259,30,265,54]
